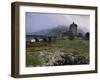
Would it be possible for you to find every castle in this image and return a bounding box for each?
[69,22,78,36]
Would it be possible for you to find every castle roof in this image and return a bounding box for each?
[70,22,77,27]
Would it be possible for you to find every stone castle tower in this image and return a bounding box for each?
[69,22,78,36]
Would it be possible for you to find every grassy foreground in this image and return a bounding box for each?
[26,37,89,67]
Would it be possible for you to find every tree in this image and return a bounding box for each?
[68,31,75,40]
[85,32,89,40]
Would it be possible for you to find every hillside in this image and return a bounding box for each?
[27,25,86,36]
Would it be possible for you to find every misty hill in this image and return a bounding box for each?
[27,25,87,36]
[30,26,67,36]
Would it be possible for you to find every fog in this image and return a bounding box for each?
[26,12,90,34]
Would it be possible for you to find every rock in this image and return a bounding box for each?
[38,52,45,57]
[37,51,88,66]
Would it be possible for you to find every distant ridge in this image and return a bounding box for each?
[26,25,88,36]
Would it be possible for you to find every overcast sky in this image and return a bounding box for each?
[26,12,90,34]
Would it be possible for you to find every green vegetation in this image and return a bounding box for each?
[84,32,89,40]
[26,36,89,67]
[26,53,45,67]
[68,32,75,40]
[77,33,83,38]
